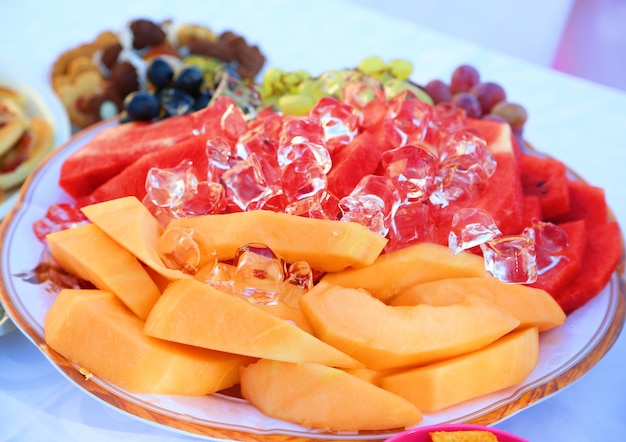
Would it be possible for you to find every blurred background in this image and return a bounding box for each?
[352,0,626,92]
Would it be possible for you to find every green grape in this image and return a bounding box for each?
[277,94,314,116]
[293,69,312,82]
[388,59,413,80]
[314,70,346,99]
[413,85,435,106]
[383,79,434,106]
[262,67,285,94]
[257,83,274,100]
[297,79,317,98]
[282,71,305,93]
[262,93,280,108]
[358,56,386,76]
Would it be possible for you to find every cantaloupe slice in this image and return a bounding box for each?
[144,278,362,368]
[44,289,251,395]
[389,277,565,332]
[378,327,539,413]
[167,209,388,273]
[240,359,422,431]
[46,223,161,320]
[254,301,314,334]
[321,242,487,303]
[300,281,519,370]
[80,196,189,281]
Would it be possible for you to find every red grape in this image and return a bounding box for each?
[424,79,452,104]
[451,92,482,118]
[471,81,506,114]
[450,64,480,94]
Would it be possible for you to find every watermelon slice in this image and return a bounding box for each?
[520,153,570,219]
[473,151,525,236]
[58,97,248,199]
[89,134,212,203]
[521,195,542,227]
[550,221,622,314]
[327,130,385,198]
[465,118,525,235]
[59,115,199,198]
[550,179,608,227]
[530,220,586,296]
[467,117,521,160]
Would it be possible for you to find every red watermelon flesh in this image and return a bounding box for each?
[428,121,524,245]
[88,134,212,203]
[473,151,525,236]
[520,153,570,219]
[521,194,542,227]
[468,119,525,236]
[466,117,521,160]
[59,115,199,198]
[550,179,608,227]
[550,221,622,314]
[530,220,586,296]
[193,95,248,145]
[326,130,385,199]
[58,97,247,200]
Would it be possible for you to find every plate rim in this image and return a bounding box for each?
[0,121,624,441]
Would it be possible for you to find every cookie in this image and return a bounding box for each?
[0,117,55,190]
[0,97,29,157]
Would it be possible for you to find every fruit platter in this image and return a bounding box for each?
[0,16,625,441]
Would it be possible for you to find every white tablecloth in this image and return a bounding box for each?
[1,1,625,441]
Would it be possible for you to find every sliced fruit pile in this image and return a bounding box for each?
[43,195,564,431]
[30,58,623,433]
[45,61,621,315]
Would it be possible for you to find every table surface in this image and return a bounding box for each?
[1,1,625,441]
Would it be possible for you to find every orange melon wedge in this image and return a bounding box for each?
[379,327,539,413]
[321,241,487,303]
[44,289,251,395]
[46,223,161,319]
[144,278,362,368]
[240,359,422,431]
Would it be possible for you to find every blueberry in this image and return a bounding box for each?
[147,58,175,90]
[123,92,160,121]
[193,90,213,111]
[159,88,195,117]
[174,66,204,96]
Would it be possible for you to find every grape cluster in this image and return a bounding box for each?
[423,64,528,134]
[120,56,235,123]
[257,56,434,116]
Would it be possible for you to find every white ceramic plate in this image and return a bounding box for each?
[0,60,71,336]
[0,121,624,441]
[0,61,72,220]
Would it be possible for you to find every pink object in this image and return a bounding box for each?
[384,423,528,442]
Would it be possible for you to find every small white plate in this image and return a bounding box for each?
[0,59,72,220]
[0,58,72,335]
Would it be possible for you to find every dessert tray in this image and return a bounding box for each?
[0,120,624,441]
